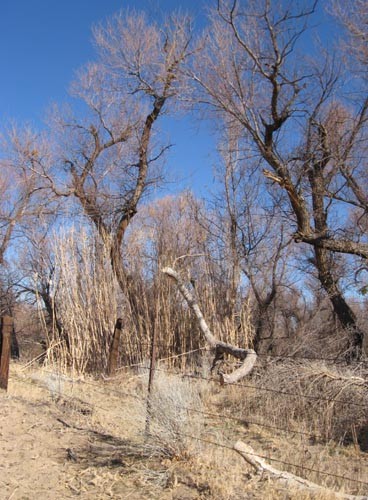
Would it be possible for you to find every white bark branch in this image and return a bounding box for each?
[162,267,257,384]
[234,440,366,500]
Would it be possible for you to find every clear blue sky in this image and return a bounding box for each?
[0,0,208,121]
[0,0,216,195]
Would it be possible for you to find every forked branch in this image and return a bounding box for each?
[162,267,257,384]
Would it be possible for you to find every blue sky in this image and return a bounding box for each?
[0,0,207,121]
[0,0,216,196]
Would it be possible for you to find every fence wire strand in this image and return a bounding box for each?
[8,368,368,491]
[136,365,368,409]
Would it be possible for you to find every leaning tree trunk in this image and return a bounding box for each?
[314,246,364,358]
[308,154,365,360]
[162,267,257,384]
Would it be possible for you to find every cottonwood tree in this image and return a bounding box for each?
[30,11,194,292]
[204,133,243,320]
[14,221,65,343]
[211,128,295,351]
[0,129,55,357]
[192,0,367,357]
[0,126,46,265]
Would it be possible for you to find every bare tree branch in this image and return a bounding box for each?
[162,266,257,384]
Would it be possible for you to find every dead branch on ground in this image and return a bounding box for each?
[234,440,366,499]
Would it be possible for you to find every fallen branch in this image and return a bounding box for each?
[162,267,257,384]
[234,440,366,500]
[309,370,366,386]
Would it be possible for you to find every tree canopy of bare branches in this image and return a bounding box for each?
[22,11,195,291]
[191,0,368,356]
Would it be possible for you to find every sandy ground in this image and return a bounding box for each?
[1,362,367,500]
[0,392,81,499]
[0,364,170,500]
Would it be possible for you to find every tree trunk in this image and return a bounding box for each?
[314,246,364,358]
[107,318,123,375]
[41,290,70,351]
[308,154,365,359]
[11,326,20,359]
[253,295,276,352]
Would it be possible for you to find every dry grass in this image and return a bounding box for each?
[27,214,258,379]
[36,227,119,375]
[3,359,367,499]
[237,360,368,444]
[209,359,368,497]
[144,371,204,460]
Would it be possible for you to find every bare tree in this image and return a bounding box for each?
[30,11,194,291]
[0,126,47,264]
[192,0,367,356]
[332,0,368,76]
[212,127,295,351]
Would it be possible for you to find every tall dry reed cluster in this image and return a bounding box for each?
[32,193,366,380]
[36,226,119,373]
[34,195,255,375]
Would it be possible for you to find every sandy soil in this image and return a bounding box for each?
[0,392,80,499]
[0,364,169,500]
[1,362,367,500]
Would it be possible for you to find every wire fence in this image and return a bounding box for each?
[32,352,367,409]
[21,337,368,366]
[17,349,368,454]
[133,364,368,408]
[9,367,368,492]
[127,342,368,366]
[14,337,368,492]
[31,365,326,442]
[176,432,368,487]
[20,341,368,411]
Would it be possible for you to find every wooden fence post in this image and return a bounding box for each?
[107,318,123,376]
[0,316,13,391]
[145,325,158,436]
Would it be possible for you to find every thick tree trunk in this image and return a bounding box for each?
[308,154,365,359]
[314,246,364,358]
[253,294,276,352]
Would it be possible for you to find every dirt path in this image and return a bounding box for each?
[0,392,82,499]
[0,366,158,500]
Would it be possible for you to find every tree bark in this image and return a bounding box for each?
[314,246,364,357]
[107,318,123,375]
[308,153,364,358]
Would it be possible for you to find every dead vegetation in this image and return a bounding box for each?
[1,3,368,498]
[2,356,367,500]
[235,360,368,447]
